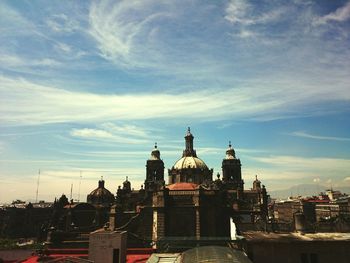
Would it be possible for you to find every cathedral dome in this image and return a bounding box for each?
[173,156,208,170]
[168,128,213,185]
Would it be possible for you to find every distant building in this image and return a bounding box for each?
[243,231,350,263]
[272,190,350,232]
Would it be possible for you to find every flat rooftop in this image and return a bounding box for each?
[242,231,350,242]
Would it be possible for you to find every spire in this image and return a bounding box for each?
[183,127,197,157]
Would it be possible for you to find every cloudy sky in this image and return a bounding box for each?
[1,0,350,203]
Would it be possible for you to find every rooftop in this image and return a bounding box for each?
[242,231,350,242]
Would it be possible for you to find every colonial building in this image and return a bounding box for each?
[43,128,269,249]
[111,128,269,248]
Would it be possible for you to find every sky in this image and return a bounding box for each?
[0,0,350,203]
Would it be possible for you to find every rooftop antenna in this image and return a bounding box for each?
[35,169,40,203]
[78,171,82,202]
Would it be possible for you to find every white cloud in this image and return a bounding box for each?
[314,1,350,25]
[1,75,350,126]
[46,14,80,33]
[224,0,252,25]
[290,131,350,142]
[70,125,150,144]
[88,0,172,68]
[225,0,286,26]
[0,168,144,203]
[252,155,350,174]
[0,53,61,68]
[100,123,150,138]
[54,42,72,53]
[70,128,113,139]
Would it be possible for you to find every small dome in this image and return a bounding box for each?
[87,178,115,205]
[89,187,114,198]
[167,182,198,190]
[173,156,208,170]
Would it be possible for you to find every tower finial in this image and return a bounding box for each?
[229,141,231,148]
[100,176,103,181]
[155,142,157,148]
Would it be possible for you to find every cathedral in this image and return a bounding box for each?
[108,128,269,248]
[47,128,268,250]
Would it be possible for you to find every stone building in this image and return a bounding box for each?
[111,128,269,249]
[44,128,269,250]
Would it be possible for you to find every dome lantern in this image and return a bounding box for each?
[150,142,160,160]
[225,141,236,159]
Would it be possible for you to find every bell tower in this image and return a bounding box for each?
[222,142,244,193]
[145,143,165,191]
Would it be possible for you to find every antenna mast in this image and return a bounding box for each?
[35,169,40,203]
[78,171,82,202]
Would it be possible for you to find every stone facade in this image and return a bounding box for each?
[111,128,269,248]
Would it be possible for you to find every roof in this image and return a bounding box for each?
[20,248,154,263]
[167,183,198,190]
[88,187,114,198]
[181,246,252,263]
[146,253,181,263]
[173,156,208,170]
[242,231,350,242]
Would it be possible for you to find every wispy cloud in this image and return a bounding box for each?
[88,0,172,68]
[0,168,144,203]
[100,123,151,138]
[242,155,350,189]
[70,123,151,144]
[314,1,350,25]
[225,0,285,26]
[290,131,350,142]
[1,75,349,126]
[71,128,113,139]
[252,155,350,173]
[0,52,61,68]
[46,14,80,33]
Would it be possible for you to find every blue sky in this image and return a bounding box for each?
[1,0,350,203]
